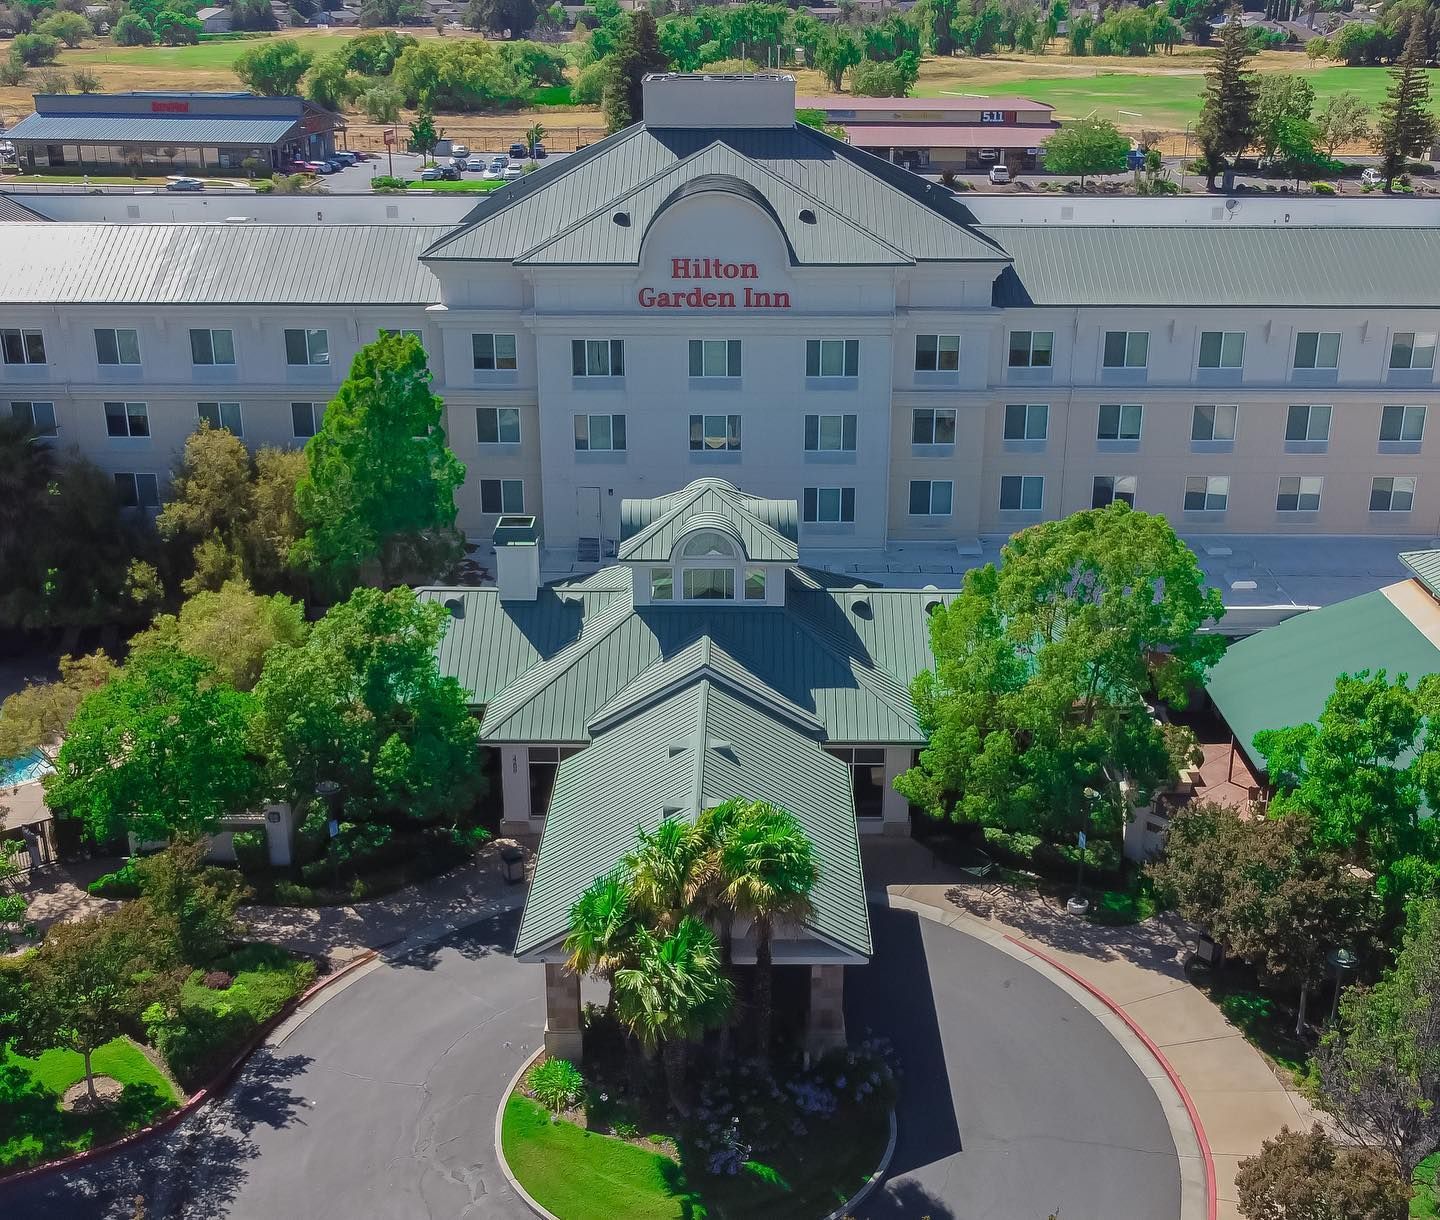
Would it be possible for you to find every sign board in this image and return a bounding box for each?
[151,100,190,114]
[1077,830,1087,850]
[328,818,340,839]
[638,259,791,311]
[383,129,395,145]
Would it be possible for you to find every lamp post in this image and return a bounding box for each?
[315,779,342,895]
[1327,947,1359,1025]
[1067,786,1101,916]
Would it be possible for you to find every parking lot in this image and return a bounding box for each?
[324,146,575,190]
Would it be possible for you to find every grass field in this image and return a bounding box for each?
[405,177,506,190]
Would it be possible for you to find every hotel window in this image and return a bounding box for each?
[114,472,160,509]
[476,407,520,445]
[909,479,953,516]
[689,339,741,378]
[571,338,624,377]
[1390,332,1436,370]
[528,746,580,819]
[190,328,235,366]
[1003,403,1048,441]
[1294,331,1340,370]
[912,408,956,445]
[999,475,1043,512]
[380,328,421,340]
[285,328,329,366]
[827,747,886,819]
[804,413,857,451]
[1184,475,1229,512]
[1007,330,1053,368]
[1381,404,1426,443]
[915,334,960,372]
[689,414,741,451]
[1198,331,1244,369]
[291,402,323,438]
[1,328,45,365]
[1097,403,1143,441]
[573,413,626,451]
[1102,331,1148,369]
[683,568,736,600]
[1277,475,1323,512]
[650,569,674,601]
[1286,404,1332,443]
[197,401,242,435]
[803,487,856,523]
[480,478,524,514]
[104,401,148,438]
[11,401,57,437]
[473,333,517,371]
[1371,476,1417,512]
[1192,404,1238,442]
[806,338,859,378]
[1092,475,1137,508]
[95,328,140,366]
[744,568,766,601]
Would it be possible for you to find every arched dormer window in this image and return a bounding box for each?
[681,530,736,559]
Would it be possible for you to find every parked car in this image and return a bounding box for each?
[313,160,340,174]
[302,161,329,174]
[419,165,443,181]
[451,143,469,158]
[440,164,461,180]
[331,151,357,166]
[465,156,488,171]
[508,142,527,160]
[489,155,507,172]
[503,164,525,181]
[1361,167,1384,187]
[165,176,205,192]
[988,164,1011,184]
[530,143,546,159]
[481,166,503,180]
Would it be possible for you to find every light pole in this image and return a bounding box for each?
[1068,786,1101,915]
[1327,947,1359,1025]
[315,779,342,895]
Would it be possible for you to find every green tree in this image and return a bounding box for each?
[916,0,960,54]
[361,80,403,122]
[9,31,59,64]
[611,917,733,1113]
[623,817,707,929]
[1317,898,1440,1179]
[234,38,313,96]
[35,10,88,45]
[1375,18,1437,192]
[409,106,438,155]
[133,837,248,967]
[1253,73,1316,161]
[152,8,201,44]
[1196,5,1259,190]
[899,505,1225,837]
[1314,90,1372,157]
[1235,1125,1410,1220]
[0,651,118,766]
[112,13,156,44]
[1041,115,1129,185]
[564,869,636,1008]
[849,52,918,98]
[292,333,465,589]
[1273,117,1332,183]
[812,24,862,91]
[250,586,481,820]
[0,416,57,594]
[464,0,535,36]
[45,648,258,844]
[129,580,307,692]
[1068,10,1094,53]
[304,50,357,110]
[602,7,666,132]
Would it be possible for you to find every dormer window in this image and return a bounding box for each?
[681,530,736,559]
[683,568,735,600]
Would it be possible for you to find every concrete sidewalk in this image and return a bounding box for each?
[863,840,1323,1220]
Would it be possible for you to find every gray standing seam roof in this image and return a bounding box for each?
[619,478,799,563]
[0,196,47,222]
[4,113,300,145]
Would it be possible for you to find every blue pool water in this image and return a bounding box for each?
[1,750,52,787]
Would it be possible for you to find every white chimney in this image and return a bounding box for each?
[493,515,541,602]
[642,72,797,130]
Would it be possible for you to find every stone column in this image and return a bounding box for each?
[543,963,584,1060]
[806,964,846,1059]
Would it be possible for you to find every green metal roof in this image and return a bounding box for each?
[619,479,798,563]
[514,676,870,958]
[1207,589,1440,769]
[1401,550,1440,602]
[423,123,1010,266]
[986,225,1440,308]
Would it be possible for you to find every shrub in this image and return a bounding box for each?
[201,970,234,990]
[570,58,606,105]
[371,174,408,189]
[1312,181,1336,195]
[73,67,99,92]
[87,859,144,899]
[0,60,26,87]
[9,32,60,66]
[231,829,267,874]
[526,1056,585,1112]
[34,68,68,94]
[36,10,90,46]
[252,179,275,193]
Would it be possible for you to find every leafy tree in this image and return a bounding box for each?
[0,651,118,766]
[1235,1124,1410,1220]
[796,106,847,139]
[1273,117,1334,183]
[361,80,403,122]
[1253,73,1315,161]
[899,505,1224,838]
[1149,804,1374,1032]
[408,105,438,154]
[234,38,313,96]
[229,0,278,30]
[812,24,862,91]
[499,39,566,85]
[1041,115,1129,185]
[250,586,481,821]
[1068,9,1094,53]
[1317,898,1440,1179]
[464,0,534,36]
[304,50,357,110]
[129,580,307,693]
[602,7,666,131]
[34,9,87,44]
[1314,91,1372,157]
[358,0,426,25]
[9,31,58,63]
[341,29,416,74]
[967,0,1004,54]
[292,333,466,589]
[45,648,259,845]
[916,0,961,54]
[849,51,918,98]
[152,8,200,44]
[1197,5,1259,190]
[133,838,248,967]
[112,12,155,43]
[1375,18,1437,192]
[0,416,56,590]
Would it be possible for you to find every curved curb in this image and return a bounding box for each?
[819,1108,898,1220]
[0,948,378,1191]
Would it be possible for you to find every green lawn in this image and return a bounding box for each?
[64,31,357,71]
[1,1036,181,1173]
[916,66,1440,132]
[1413,1152,1439,1217]
[405,178,507,191]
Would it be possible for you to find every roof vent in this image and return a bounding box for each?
[612,210,630,226]
[443,596,465,618]
[849,596,872,620]
[924,598,944,616]
[798,208,816,224]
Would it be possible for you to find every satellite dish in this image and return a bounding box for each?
[1225,198,1238,212]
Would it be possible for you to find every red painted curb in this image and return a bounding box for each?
[0,949,379,1189]
[1003,934,1218,1220]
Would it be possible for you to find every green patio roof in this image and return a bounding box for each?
[1401,550,1440,603]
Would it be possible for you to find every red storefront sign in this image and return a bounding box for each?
[150,100,190,113]
[637,259,791,310]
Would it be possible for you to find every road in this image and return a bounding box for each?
[1,905,1180,1220]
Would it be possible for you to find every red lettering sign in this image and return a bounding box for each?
[150,100,190,113]
[638,260,789,310]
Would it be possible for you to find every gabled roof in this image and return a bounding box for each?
[618,478,798,563]
[0,196,47,222]
[1400,550,1440,602]
[422,122,1010,266]
[4,113,298,145]
[514,676,871,959]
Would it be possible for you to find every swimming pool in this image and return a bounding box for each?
[1,750,52,788]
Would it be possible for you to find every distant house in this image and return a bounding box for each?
[195,4,232,30]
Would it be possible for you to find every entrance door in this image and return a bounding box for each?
[576,485,602,563]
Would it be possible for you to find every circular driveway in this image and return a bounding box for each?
[3,904,1179,1220]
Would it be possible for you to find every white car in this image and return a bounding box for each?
[465,156,487,171]
[481,166,503,180]
[419,166,442,181]
[451,143,469,158]
[1361,167,1384,187]
[502,164,525,181]
[988,164,1011,184]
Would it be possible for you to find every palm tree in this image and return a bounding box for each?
[623,817,706,929]
[611,916,734,1113]
[714,801,819,1060]
[564,868,635,1010]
